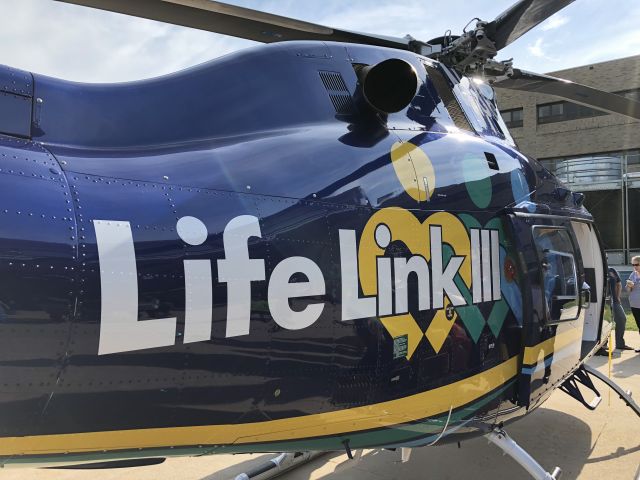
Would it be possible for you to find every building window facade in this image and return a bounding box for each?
[537,100,608,124]
[500,108,523,128]
[537,150,640,261]
[618,88,640,102]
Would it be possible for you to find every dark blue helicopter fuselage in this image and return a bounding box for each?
[0,41,605,465]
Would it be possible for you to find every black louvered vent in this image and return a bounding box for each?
[319,71,356,115]
[485,152,499,170]
[424,63,473,132]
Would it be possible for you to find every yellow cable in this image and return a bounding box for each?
[608,332,612,406]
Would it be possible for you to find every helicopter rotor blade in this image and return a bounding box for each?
[493,69,640,120]
[486,0,575,51]
[55,0,414,51]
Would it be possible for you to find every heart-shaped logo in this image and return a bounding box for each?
[357,208,521,359]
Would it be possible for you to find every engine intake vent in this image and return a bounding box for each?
[355,59,418,114]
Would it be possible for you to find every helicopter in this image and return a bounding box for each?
[0,1,640,479]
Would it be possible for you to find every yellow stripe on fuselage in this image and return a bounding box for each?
[523,325,582,366]
[0,356,519,456]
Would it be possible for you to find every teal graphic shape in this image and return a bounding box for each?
[442,243,485,343]
[451,214,523,338]
[462,154,493,209]
[510,168,531,204]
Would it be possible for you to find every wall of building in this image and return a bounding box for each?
[496,55,640,160]
[495,55,640,260]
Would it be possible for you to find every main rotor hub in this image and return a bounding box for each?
[429,19,499,73]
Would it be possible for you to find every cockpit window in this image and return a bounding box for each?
[453,76,513,142]
[423,63,473,132]
[533,227,579,322]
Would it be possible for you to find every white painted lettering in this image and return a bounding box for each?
[481,229,492,302]
[217,215,265,338]
[183,260,213,343]
[268,256,325,330]
[430,225,465,308]
[377,257,393,316]
[93,213,504,354]
[94,220,177,355]
[394,256,431,314]
[491,230,501,301]
[339,229,376,321]
[471,228,482,304]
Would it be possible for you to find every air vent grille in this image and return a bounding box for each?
[485,152,499,170]
[319,71,348,92]
[319,71,356,115]
[328,94,354,115]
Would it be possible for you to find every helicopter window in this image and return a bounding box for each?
[500,108,523,128]
[454,77,487,128]
[423,64,473,132]
[454,75,511,140]
[532,227,580,322]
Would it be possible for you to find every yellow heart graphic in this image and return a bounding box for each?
[358,208,472,358]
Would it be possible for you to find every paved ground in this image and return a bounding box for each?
[1,350,639,480]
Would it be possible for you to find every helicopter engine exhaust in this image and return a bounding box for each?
[355,59,418,114]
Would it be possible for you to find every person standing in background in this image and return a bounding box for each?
[609,267,632,350]
[626,256,640,353]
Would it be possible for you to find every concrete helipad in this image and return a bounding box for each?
[1,351,639,480]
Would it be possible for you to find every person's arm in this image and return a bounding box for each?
[627,275,635,292]
[615,280,622,302]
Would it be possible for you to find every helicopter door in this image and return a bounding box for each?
[570,220,606,353]
[513,217,586,407]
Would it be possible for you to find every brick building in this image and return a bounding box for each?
[496,54,640,264]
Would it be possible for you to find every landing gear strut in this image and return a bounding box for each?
[583,364,640,416]
[234,451,324,480]
[485,428,562,480]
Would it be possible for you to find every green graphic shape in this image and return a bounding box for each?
[462,154,493,209]
[443,244,486,342]
[450,215,517,342]
[487,298,510,337]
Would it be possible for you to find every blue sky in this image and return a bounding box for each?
[0,0,639,83]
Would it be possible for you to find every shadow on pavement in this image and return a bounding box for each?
[272,409,596,480]
[589,351,639,380]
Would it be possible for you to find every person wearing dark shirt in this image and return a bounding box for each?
[609,267,632,350]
